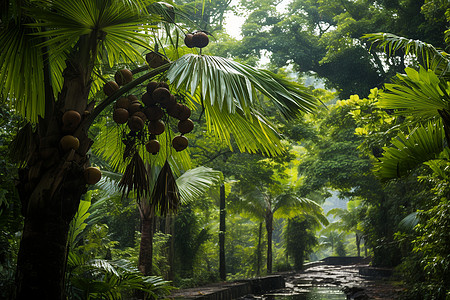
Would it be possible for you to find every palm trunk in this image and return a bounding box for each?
[138,217,154,275]
[168,216,175,281]
[219,184,226,281]
[256,222,263,276]
[15,36,97,299]
[15,152,89,299]
[266,212,273,274]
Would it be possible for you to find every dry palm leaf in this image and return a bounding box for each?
[118,152,149,200]
[151,160,180,215]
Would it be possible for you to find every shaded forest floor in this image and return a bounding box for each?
[169,260,405,299]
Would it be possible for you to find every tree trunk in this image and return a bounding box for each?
[356,233,361,257]
[219,184,226,281]
[167,215,174,281]
[256,222,263,276]
[14,40,96,299]
[265,212,273,274]
[15,158,89,299]
[138,217,154,276]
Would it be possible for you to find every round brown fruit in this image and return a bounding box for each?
[146,52,168,68]
[128,102,142,115]
[167,103,181,118]
[152,87,171,105]
[144,106,164,121]
[158,81,170,90]
[103,81,119,96]
[178,119,194,134]
[145,139,160,155]
[128,116,145,132]
[133,111,147,122]
[142,92,156,107]
[184,33,194,48]
[84,167,102,185]
[113,108,129,124]
[60,135,80,152]
[62,110,81,132]
[128,95,138,102]
[115,97,130,109]
[162,94,177,109]
[114,69,133,86]
[172,135,188,152]
[147,81,159,94]
[177,104,191,120]
[148,120,165,135]
[192,31,209,48]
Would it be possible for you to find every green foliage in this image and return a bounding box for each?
[67,254,173,300]
[284,217,318,270]
[334,240,346,257]
[235,0,448,98]
[412,200,450,298]
[67,194,174,299]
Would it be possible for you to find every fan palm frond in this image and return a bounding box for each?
[374,121,445,179]
[274,194,329,226]
[363,32,450,75]
[27,0,154,63]
[378,67,450,121]
[0,23,47,122]
[176,166,222,204]
[167,54,317,118]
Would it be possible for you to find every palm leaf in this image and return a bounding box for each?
[374,121,445,179]
[0,22,46,122]
[92,120,192,174]
[398,212,419,231]
[27,0,155,63]
[378,67,450,121]
[176,166,222,204]
[363,32,450,75]
[274,194,329,226]
[167,54,317,118]
[204,100,286,156]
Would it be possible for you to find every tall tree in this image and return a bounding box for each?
[236,0,448,98]
[1,0,317,298]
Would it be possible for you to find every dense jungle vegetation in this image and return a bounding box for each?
[1,0,449,299]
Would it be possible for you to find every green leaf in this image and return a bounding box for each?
[374,121,445,179]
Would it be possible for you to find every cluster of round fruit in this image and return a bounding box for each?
[184,31,209,48]
[105,69,194,154]
[58,110,101,185]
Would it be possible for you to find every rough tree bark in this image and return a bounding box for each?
[15,47,95,299]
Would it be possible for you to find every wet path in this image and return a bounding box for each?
[268,264,404,299]
[169,262,405,299]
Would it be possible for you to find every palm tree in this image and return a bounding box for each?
[99,165,222,277]
[327,199,366,257]
[234,186,328,273]
[1,1,316,297]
